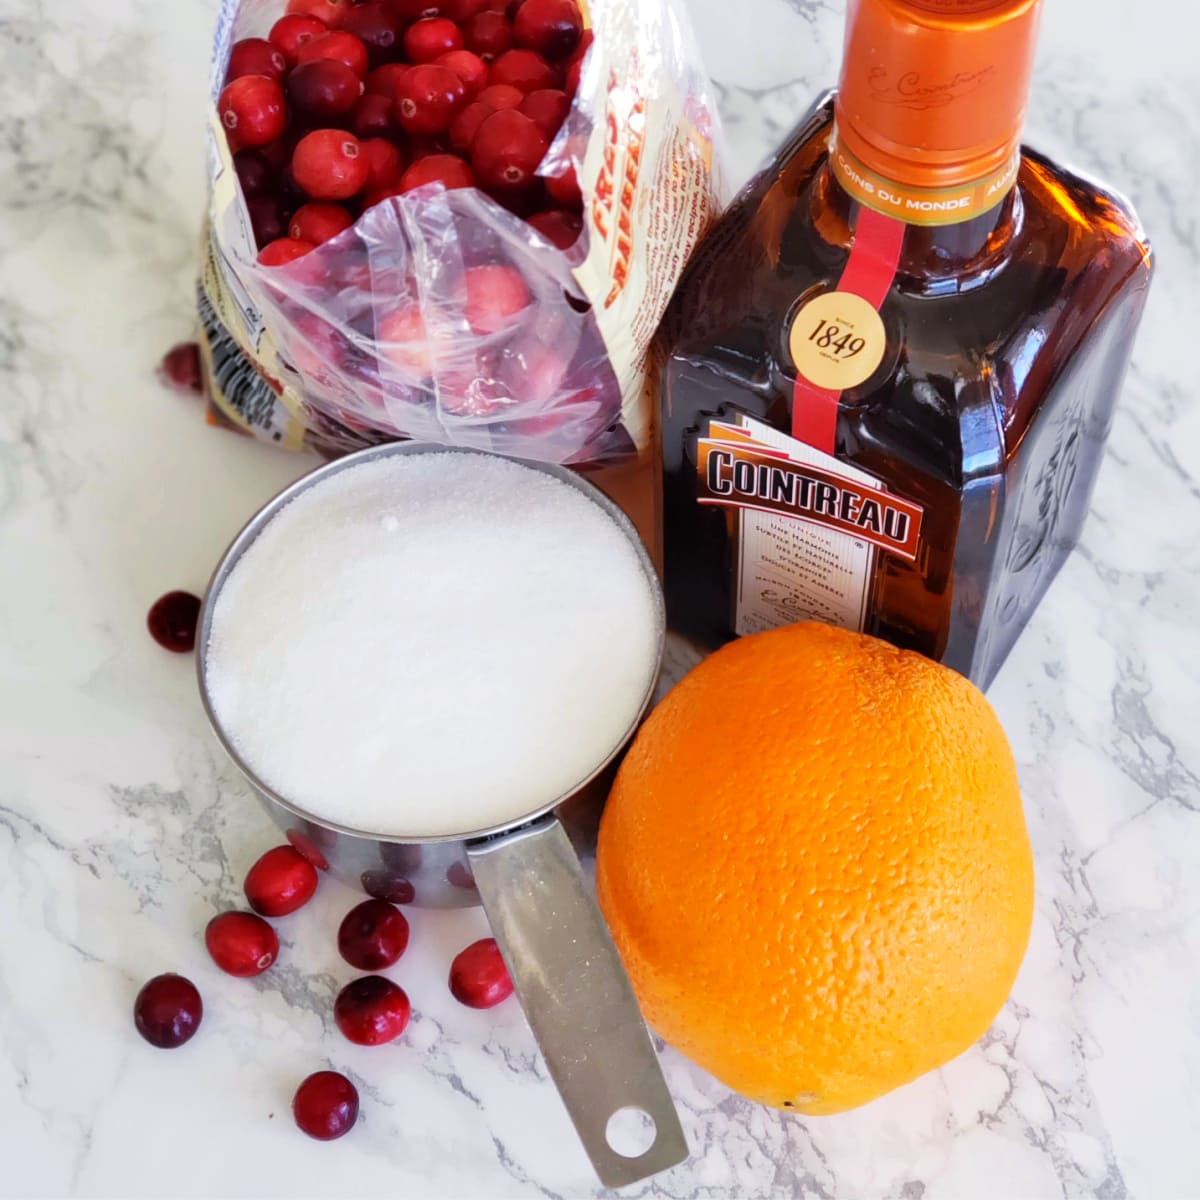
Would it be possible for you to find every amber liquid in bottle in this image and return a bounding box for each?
[660,85,1153,686]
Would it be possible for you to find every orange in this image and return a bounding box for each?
[596,622,1034,1115]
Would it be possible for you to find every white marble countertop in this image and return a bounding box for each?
[3,0,1198,1196]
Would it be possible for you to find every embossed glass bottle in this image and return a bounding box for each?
[658,0,1153,686]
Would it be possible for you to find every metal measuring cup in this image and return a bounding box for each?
[195,442,687,1188]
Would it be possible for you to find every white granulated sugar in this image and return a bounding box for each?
[206,452,660,838]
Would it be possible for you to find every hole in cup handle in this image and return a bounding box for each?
[606,1106,658,1160]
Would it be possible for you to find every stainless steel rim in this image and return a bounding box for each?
[195,441,666,845]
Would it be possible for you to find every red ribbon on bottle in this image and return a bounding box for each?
[791,207,906,453]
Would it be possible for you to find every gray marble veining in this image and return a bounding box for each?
[1,0,1198,1196]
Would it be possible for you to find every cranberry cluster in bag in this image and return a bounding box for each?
[199,0,723,463]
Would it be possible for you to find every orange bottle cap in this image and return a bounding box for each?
[835,0,1042,192]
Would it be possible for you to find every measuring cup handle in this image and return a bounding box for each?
[467,816,688,1188]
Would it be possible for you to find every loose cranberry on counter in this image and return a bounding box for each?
[157,343,204,395]
[351,93,398,140]
[219,75,288,149]
[338,2,402,66]
[337,899,411,970]
[464,11,514,61]
[404,16,464,63]
[287,59,364,121]
[399,153,476,193]
[147,591,202,653]
[487,48,555,92]
[464,263,533,333]
[296,30,371,80]
[205,911,280,977]
[334,976,412,1045]
[475,83,524,110]
[518,87,569,138]
[292,130,370,199]
[471,109,547,191]
[270,13,329,67]
[286,828,331,871]
[244,845,320,916]
[227,38,289,84]
[365,63,408,97]
[513,0,581,59]
[285,0,352,27]
[436,49,489,96]
[289,202,355,244]
[258,237,317,266]
[527,207,582,250]
[449,938,513,1008]
[448,101,494,152]
[395,65,467,135]
[293,1071,360,1140]
[134,974,203,1048]
[446,860,477,891]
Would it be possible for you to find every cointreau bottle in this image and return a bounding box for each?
[659,0,1153,686]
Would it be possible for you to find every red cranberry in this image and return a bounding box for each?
[352,92,398,139]
[157,343,204,394]
[544,162,580,207]
[400,153,475,192]
[513,0,581,59]
[471,109,547,191]
[219,75,287,149]
[134,974,203,1048]
[146,591,202,653]
[334,976,411,1045]
[365,63,408,97]
[289,201,355,243]
[297,30,370,79]
[287,59,364,120]
[286,0,352,26]
[258,236,317,266]
[270,14,329,67]
[227,38,289,84]
[287,829,331,870]
[233,149,275,199]
[377,303,433,377]
[518,88,569,138]
[404,17,463,63]
[436,50,488,96]
[475,83,524,110]
[293,130,369,199]
[389,0,445,17]
[449,938,513,1008]
[564,55,583,97]
[446,860,477,890]
[363,181,406,207]
[248,194,289,246]
[205,911,280,977]
[445,0,490,19]
[527,207,581,249]
[338,2,402,66]
[293,1071,359,1140]
[361,137,404,190]
[488,48,555,92]
[244,845,320,916]
[337,899,410,970]
[464,263,533,332]
[359,868,417,902]
[395,65,466,134]
[464,11,513,61]
[448,101,494,152]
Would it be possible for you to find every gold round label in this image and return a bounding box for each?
[788,291,887,392]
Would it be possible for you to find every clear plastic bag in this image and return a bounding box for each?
[199,0,725,464]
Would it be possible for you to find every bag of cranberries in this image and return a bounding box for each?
[196,0,723,463]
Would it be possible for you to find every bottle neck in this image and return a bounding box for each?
[816,130,1021,289]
